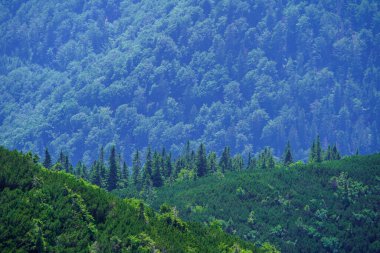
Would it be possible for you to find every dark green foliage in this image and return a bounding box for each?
[283,141,293,166]
[196,143,207,177]
[219,147,232,173]
[132,150,142,189]
[107,146,118,191]
[121,154,380,252]
[0,147,267,252]
[43,148,51,169]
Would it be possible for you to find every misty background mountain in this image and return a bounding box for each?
[0,0,379,164]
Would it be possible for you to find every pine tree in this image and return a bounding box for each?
[315,135,322,162]
[309,140,316,163]
[283,141,293,166]
[247,152,256,170]
[132,150,141,188]
[196,143,207,177]
[332,144,341,160]
[232,154,244,171]
[165,153,173,179]
[142,147,153,188]
[207,152,218,173]
[219,146,231,173]
[152,152,163,187]
[90,161,102,187]
[122,161,129,187]
[107,146,118,191]
[43,148,52,169]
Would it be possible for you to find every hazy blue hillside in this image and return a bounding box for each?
[1,0,380,163]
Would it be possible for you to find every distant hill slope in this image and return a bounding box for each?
[1,0,380,163]
[0,147,278,252]
[116,155,380,252]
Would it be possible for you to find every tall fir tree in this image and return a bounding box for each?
[152,152,163,187]
[219,146,231,173]
[43,147,52,169]
[247,152,256,170]
[142,147,153,188]
[107,146,118,191]
[315,135,322,163]
[283,141,293,166]
[90,161,102,187]
[196,143,207,177]
[207,152,218,173]
[132,150,141,188]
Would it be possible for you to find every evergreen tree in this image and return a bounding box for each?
[132,150,141,188]
[43,148,52,169]
[232,154,244,171]
[152,152,163,187]
[207,152,218,173]
[324,145,332,161]
[283,141,293,166]
[196,143,207,177]
[247,152,256,170]
[90,161,102,187]
[142,147,153,187]
[315,135,322,163]
[309,140,316,163]
[165,153,173,179]
[332,144,341,160]
[122,161,129,187]
[219,146,231,173]
[107,146,118,191]
[99,146,107,188]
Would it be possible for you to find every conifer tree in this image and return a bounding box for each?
[142,147,153,187]
[219,146,232,173]
[207,152,218,173]
[332,144,341,160]
[309,140,316,163]
[90,161,102,187]
[232,154,244,171]
[315,135,322,162]
[283,141,293,166]
[165,153,172,179]
[196,143,207,177]
[152,152,163,187]
[107,146,118,191]
[43,147,52,169]
[122,161,129,187]
[247,152,256,170]
[132,150,141,188]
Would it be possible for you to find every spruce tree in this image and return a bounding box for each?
[90,161,102,187]
[219,146,231,173]
[315,135,322,162]
[152,152,163,187]
[332,144,341,160]
[207,152,217,173]
[196,143,207,177]
[165,154,172,179]
[43,148,52,169]
[132,150,141,188]
[283,141,293,166]
[142,147,153,188]
[309,140,316,163]
[122,161,129,187]
[107,146,118,191]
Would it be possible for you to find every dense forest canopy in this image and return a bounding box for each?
[1,146,276,252]
[0,0,379,164]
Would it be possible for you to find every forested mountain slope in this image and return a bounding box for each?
[0,0,379,163]
[116,154,380,252]
[0,146,278,252]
